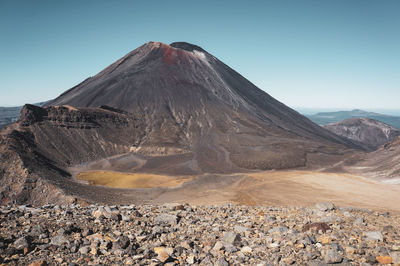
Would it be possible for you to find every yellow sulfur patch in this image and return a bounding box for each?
[77,171,192,189]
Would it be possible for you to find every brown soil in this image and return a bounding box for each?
[74,170,400,213]
[240,171,400,212]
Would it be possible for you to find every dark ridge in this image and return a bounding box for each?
[19,104,48,125]
[170,42,207,53]
[99,105,127,114]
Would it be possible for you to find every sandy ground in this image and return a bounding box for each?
[75,170,400,212]
[239,171,400,211]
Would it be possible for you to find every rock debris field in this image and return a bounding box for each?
[1,203,400,265]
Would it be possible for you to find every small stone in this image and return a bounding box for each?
[366,254,377,264]
[303,252,316,261]
[186,254,195,264]
[70,245,79,253]
[154,214,178,225]
[302,222,331,233]
[343,211,352,217]
[269,242,279,248]
[382,225,395,233]
[390,252,400,263]
[79,246,90,255]
[376,256,392,264]
[222,231,241,246]
[154,247,173,263]
[281,257,295,265]
[323,249,343,264]
[234,225,248,233]
[125,258,134,265]
[14,236,29,250]
[365,231,383,242]
[224,244,237,253]
[113,249,124,256]
[51,235,69,246]
[215,257,229,266]
[213,241,224,251]
[317,236,331,244]
[268,226,288,235]
[90,247,99,255]
[113,230,122,236]
[345,246,356,255]
[174,205,185,211]
[81,229,93,237]
[118,236,130,249]
[315,202,335,211]
[28,260,47,266]
[241,246,252,254]
[353,217,365,226]
[23,247,29,255]
[92,206,110,218]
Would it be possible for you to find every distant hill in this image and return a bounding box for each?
[306,109,400,130]
[0,102,47,128]
[324,118,400,151]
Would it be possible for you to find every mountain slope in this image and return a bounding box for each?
[307,109,400,129]
[324,118,400,151]
[45,42,356,149]
[0,42,362,205]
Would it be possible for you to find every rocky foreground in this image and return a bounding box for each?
[0,203,399,265]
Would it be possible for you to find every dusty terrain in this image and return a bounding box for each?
[74,170,400,213]
[346,136,400,183]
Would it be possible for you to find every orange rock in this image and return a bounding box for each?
[28,261,47,266]
[23,247,29,255]
[317,236,332,244]
[376,256,392,264]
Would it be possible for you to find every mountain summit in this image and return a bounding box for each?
[45,41,358,172]
[1,42,360,204]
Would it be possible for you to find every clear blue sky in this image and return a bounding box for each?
[1,0,399,110]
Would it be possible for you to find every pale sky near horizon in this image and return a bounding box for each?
[0,0,399,110]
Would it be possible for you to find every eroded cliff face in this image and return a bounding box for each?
[0,105,144,205]
[20,105,145,167]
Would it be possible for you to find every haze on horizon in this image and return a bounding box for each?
[0,0,399,110]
